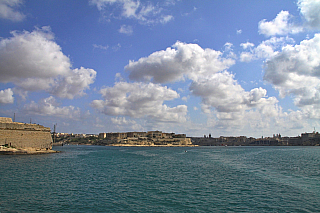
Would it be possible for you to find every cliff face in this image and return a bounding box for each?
[0,117,52,150]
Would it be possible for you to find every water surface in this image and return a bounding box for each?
[1,146,319,212]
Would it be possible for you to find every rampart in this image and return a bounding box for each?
[0,117,12,123]
[0,117,52,150]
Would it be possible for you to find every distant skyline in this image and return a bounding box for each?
[1,0,320,137]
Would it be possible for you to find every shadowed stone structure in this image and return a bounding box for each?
[0,117,53,150]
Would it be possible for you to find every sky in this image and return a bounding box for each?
[1,0,320,138]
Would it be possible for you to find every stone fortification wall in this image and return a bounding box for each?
[0,117,52,149]
[0,129,52,149]
[0,117,13,123]
[0,122,51,131]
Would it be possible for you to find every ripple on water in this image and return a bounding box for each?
[1,146,320,212]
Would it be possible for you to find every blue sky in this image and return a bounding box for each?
[1,0,320,137]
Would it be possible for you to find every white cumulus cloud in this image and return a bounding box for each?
[126,41,235,83]
[240,37,295,62]
[264,33,320,110]
[298,0,320,30]
[123,41,282,132]
[190,71,279,129]
[0,88,14,104]
[0,26,96,99]
[23,96,82,119]
[240,42,255,50]
[190,72,277,113]
[91,81,188,123]
[0,0,25,21]
[51,67,97,99]
[259,10,303,37]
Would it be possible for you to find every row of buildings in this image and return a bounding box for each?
[52,129,320,146]
[97,131,191,146]
[52,130,191,146]
[192,132,320,146]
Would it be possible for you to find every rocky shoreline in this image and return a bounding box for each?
[0,146,60,155]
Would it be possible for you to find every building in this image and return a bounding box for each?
[127,132,147,138]
[147,131,163,138]
[106,132,127,140]
[99,133,106,139]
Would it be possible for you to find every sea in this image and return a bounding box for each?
[1,146,320,212]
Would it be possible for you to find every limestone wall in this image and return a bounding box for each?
[0,122,51,131]
[0,117,13,123]
[0,129,52,149]
[0,117,52,149]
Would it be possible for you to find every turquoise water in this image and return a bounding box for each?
[1,146,320,212]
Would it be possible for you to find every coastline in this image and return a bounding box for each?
[108,144,198,147]
[54,143,198,147]
[0,146,60,155]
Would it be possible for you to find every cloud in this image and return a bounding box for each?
[298,0,320,30]
[126,41,235,83]
[0,0,25,21]
[119,38,310,135]
[50,67,97,99]
[111,116,136,125]
[240,52,254,63]
[258,1,320,36]
[111,117,143,130]
[190,72,277,113]
[259,10,303,37]
[182,96,188,102]
[23,96,81,119]
[91,81,188,123]
[240,42,254,50]
[0,26,96,99]
[119,24,133,35]
[0,88,14,104]
[123,41,282,132]
[90,0,174,25]
[240,37,295,62]
[0,27,69,81]
[93,44,109,50]
[190,71,279,129]
[224,42,233,52]
[264,33,320,109]
[160,15,173,24]
[112,43,121,51]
